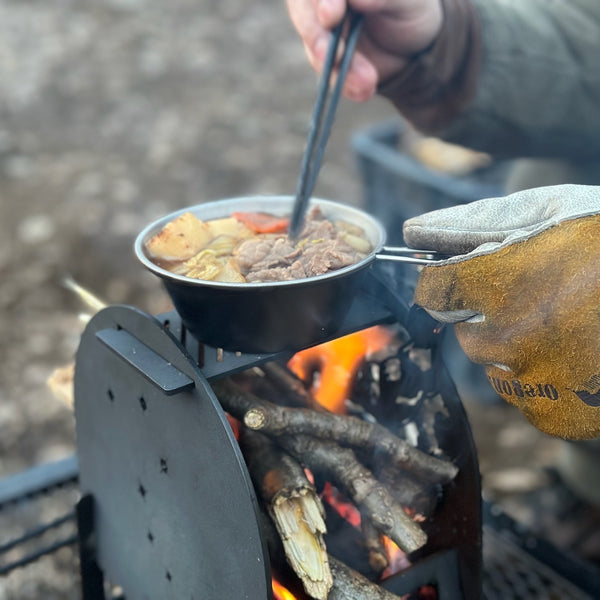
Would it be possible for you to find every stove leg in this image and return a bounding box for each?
[77,494,106,600]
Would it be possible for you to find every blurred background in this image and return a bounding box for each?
[0,0,596,598]
[0,0,394,472]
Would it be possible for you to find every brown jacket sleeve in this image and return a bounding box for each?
[377,0,481,134]
[380,0,600,161]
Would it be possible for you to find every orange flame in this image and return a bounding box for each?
[381,536,411,579]
[272,578,298,600]
[287,326,394,413]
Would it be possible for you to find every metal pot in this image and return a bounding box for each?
[134,196,433,354]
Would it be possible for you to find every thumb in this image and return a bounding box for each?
[413,248,520,371]
[403,184,600,255]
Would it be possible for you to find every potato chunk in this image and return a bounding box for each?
[146,212,213,261]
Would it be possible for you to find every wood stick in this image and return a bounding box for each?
[255,500,313,600]
[262,508,403,600]
[212,377,269,416]
[232,367,310,409]
[240,429,332,600]
[213,379,427,554]
[373,463,440,519]
[260,361,323,410]
[276,434,427,555]
[327,555,405,600]
[361,518,389,577]
[241,395,457,485]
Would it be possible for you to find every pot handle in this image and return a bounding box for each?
[374,246,449,266]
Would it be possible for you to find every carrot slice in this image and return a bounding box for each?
[231,211,289,233]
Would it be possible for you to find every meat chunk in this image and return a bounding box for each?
[235,207,367,282]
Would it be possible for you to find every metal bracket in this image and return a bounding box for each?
[95,328,194,395]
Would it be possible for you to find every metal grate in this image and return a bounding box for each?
[482,525,594,600]
[481,501,599,600]
[0,465,80,599]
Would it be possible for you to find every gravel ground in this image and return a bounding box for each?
[0,0,589,598]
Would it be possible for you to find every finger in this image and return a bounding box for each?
[339,50,379,101]
[287,0,332,71]
[403,184,600,255]
[403,194,529,255]
[288,0,379,100]
[316,0,348,29]
[414,260,511,369]
[413,224,587,372]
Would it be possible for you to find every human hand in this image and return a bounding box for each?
[286,0,443,101]
[403,184,600,440]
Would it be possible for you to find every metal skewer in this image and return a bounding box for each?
[288,10,364,239]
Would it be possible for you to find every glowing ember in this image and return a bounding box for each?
[322,481,361,528]
[226,414,241,440]
[416,585,438,599]
[287,326,394,413]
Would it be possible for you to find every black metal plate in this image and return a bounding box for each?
[74,305,271,600]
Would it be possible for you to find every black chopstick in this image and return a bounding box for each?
[288,11,364,239]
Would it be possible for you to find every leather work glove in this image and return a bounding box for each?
[402,184,600,440]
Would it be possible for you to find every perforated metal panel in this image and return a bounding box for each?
[74,305,271,600]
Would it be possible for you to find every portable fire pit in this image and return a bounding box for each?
[67,265,482,600]
[2,266,600,598]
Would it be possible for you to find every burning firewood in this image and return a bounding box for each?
[360,518,389,576]
[241,401,457,485]
[327,555,406,600]
[240,428,333,600]
[261,494,407,600]
[277,433,428,554]
[212,379,428,554]
[369,462,441,519]
[237,363,458,489]
[255,361,458,487]
[253,361,453,520]
[259,361,324,410]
